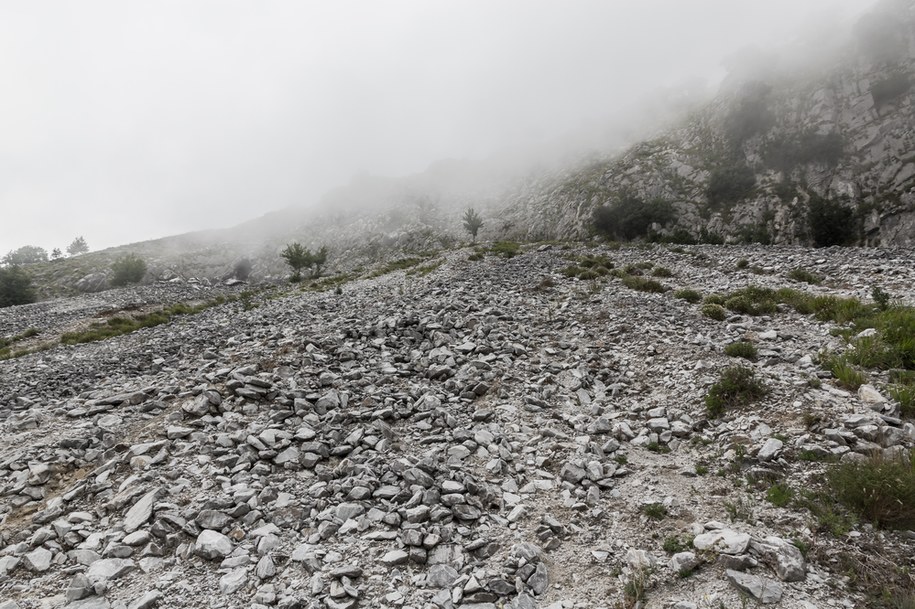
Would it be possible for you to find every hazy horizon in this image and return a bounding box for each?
[0,0,878,256]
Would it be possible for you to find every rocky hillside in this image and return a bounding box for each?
[1,243,914,609]
[501,0,915,247]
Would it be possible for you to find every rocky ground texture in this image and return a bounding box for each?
[1,244,914,609]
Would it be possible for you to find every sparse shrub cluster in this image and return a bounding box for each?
[563,254,614,280]
[871,71,912,106]
[592,195,675,241]
[621,274,667,293]
[705,365,768,418]
[706,163,756,208]
[724,80,775,144]
[764,131,845,171]
[807,194,858,247]
[2,245,48,266]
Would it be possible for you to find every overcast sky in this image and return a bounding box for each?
[0,0,878,255]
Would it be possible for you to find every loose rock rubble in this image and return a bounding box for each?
[1,244,914,609]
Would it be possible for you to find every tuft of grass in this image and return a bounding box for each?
[705,366,768,418]
[889,382,915,418]
[651,266,673,278]
[827,450,915,529]
[641,503,668,520]
[662,535,688,554]
[701,303,727,321]
[736,258,749,270]
[490,241,521,258]
[794,490,855,536]
[371,257,424,277]
[766,482,795,507]
[621,275,666,293]
[788,268,823,285]
[674,288,702,304]
[723,286,778,316]
[724,341,758,361]
[823,354,867,390]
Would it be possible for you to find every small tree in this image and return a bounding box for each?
[281,242,310,282]
[67,236,89,256]
[3,245,48,266]
[0,266,37,308]
[110,254,147,286]
[463,207,483,243]
[311,246,328,278]
[51,248,63,261]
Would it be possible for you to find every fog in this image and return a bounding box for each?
[0,0,878,255]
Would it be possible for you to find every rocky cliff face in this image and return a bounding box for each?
[502,0,915,247]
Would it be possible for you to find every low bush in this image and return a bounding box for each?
[593,195,676,240]
[651,266,673,278]
[674,288,702,304]
[766,482,794,507]
[808,194,857,247]
[702,303,727,321]
[110,254,147,286]
[725,341,758,361]
[705,366,768,418]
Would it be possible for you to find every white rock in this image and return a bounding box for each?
[757,438,783,461]
[219,568,247,594]
[23,547,52,572]
[194,530,233,560]
[693,529,750,555]
[726,569,783,604]
[124,488,159,533]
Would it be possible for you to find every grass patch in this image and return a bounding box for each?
[59,298,224,346]
[651,266,673,278]
[674,288,702,303]
[828,450,915,529]
[724,341,758,361]
[621,275,666,293]
[788,268,823,285]
[370,257,425,277]
[822,354,867,390]
[662,535,688,554]
[705,366,768,418]
[490,241,521,258]
[766,482,794,507]
[406,259,443,277]
[794,490,855,536]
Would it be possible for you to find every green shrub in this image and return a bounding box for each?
[593,195,676,240]
[704,293,727,305]
[766,482,794,507]
[0,266,37,308]
[706,163,756,208]
[110,254,147,287]
[662,535,688,554]
[652,266,673,278]
[808,194,857,247]
[705,366,768,418]
[674,288,702,303]
[788,268,822,285]
[725,341,758,361]
[621,275,666,293]
[871,71,912,106]
[736,258,749,270]
[828,450,915,529]
[641,503,668,520]
[702,303,727,321]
